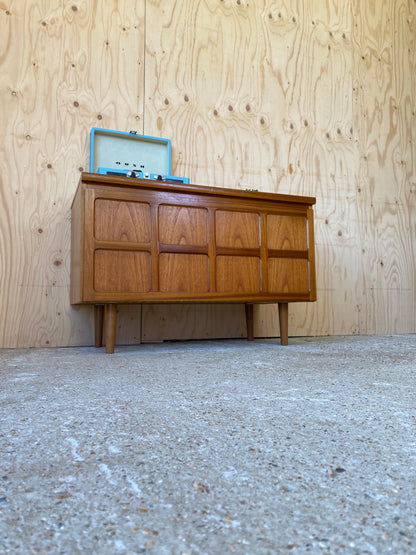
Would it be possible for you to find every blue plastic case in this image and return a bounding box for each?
[90,128,171,176]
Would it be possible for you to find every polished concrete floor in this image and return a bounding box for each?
[0,335,415,554]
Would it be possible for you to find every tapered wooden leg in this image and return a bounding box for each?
[278,302,289,346]
[104,304,117,354]
[245,303,254,341]
[94,305,104,347]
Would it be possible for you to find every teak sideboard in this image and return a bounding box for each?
[71,173,316,353]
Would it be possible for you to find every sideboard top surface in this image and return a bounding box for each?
[78,172,316,207]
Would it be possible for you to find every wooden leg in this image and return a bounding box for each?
[278,302,289,346]
[94,305,104,348]
[104,304,118,354]
[245,303,254,341]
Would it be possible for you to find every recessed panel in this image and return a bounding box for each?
[216,211,259,248]
[94,250,151,292]
[95,199,150,242]
[159,254,209,293]
[267,215,307,251]
[216,256,260,293]
[268,258,309,294]
[159,205,207,246]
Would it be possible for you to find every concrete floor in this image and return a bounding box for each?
[0,335,415,554]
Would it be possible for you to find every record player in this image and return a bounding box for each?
[90,127,189,184]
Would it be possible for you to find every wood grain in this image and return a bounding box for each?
[159,205,208,246]
[215,210,260,248]
[1,0,415,347]
[95,200,151,243]
[159,253,209,293]
[0,1,145,347]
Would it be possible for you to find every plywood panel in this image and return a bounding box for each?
[142,0,356,341]
[144,0,354,193]
[141,304,247,342]
[353,0,416,334]
[0,1,145,347]
[1,0,415,347]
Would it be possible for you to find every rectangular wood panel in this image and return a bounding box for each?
[215,211,260,249]
[94,251,151,292]
[159,205,208,246]
[216,256,261,294]
[267,215,308,251]
[268,258,310,295]
[159,253,209,293]
[95,199,151,243]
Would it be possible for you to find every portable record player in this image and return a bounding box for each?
[90,127,189,184]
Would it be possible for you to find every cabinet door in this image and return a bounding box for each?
[95,199,150,242]
[215,210,261,294]
[94,250,151,292]
[266,213,310,295]
[215,210,260,248]
[93,198,152,294]
[159,205,208,246]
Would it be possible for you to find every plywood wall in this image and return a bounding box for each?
[0,0,415,348]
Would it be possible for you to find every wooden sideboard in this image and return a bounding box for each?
[71,173,316,353]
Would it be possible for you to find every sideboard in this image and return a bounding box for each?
[71,173,316,353]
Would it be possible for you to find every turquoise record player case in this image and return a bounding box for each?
[89,128,190,184]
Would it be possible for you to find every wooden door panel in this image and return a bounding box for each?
[159,205,208,246]
[159,253,209,292]
[215,210,260,248]
[95,199,151,243]
[268,258,309,294]
[267,215,307,251]
[94,250,151,292]
[216,256,260,293]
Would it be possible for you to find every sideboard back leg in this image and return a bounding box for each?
[94,305,104,348]
[278,302,289,346]
[104,304,118,354]
[245,303,254,341]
